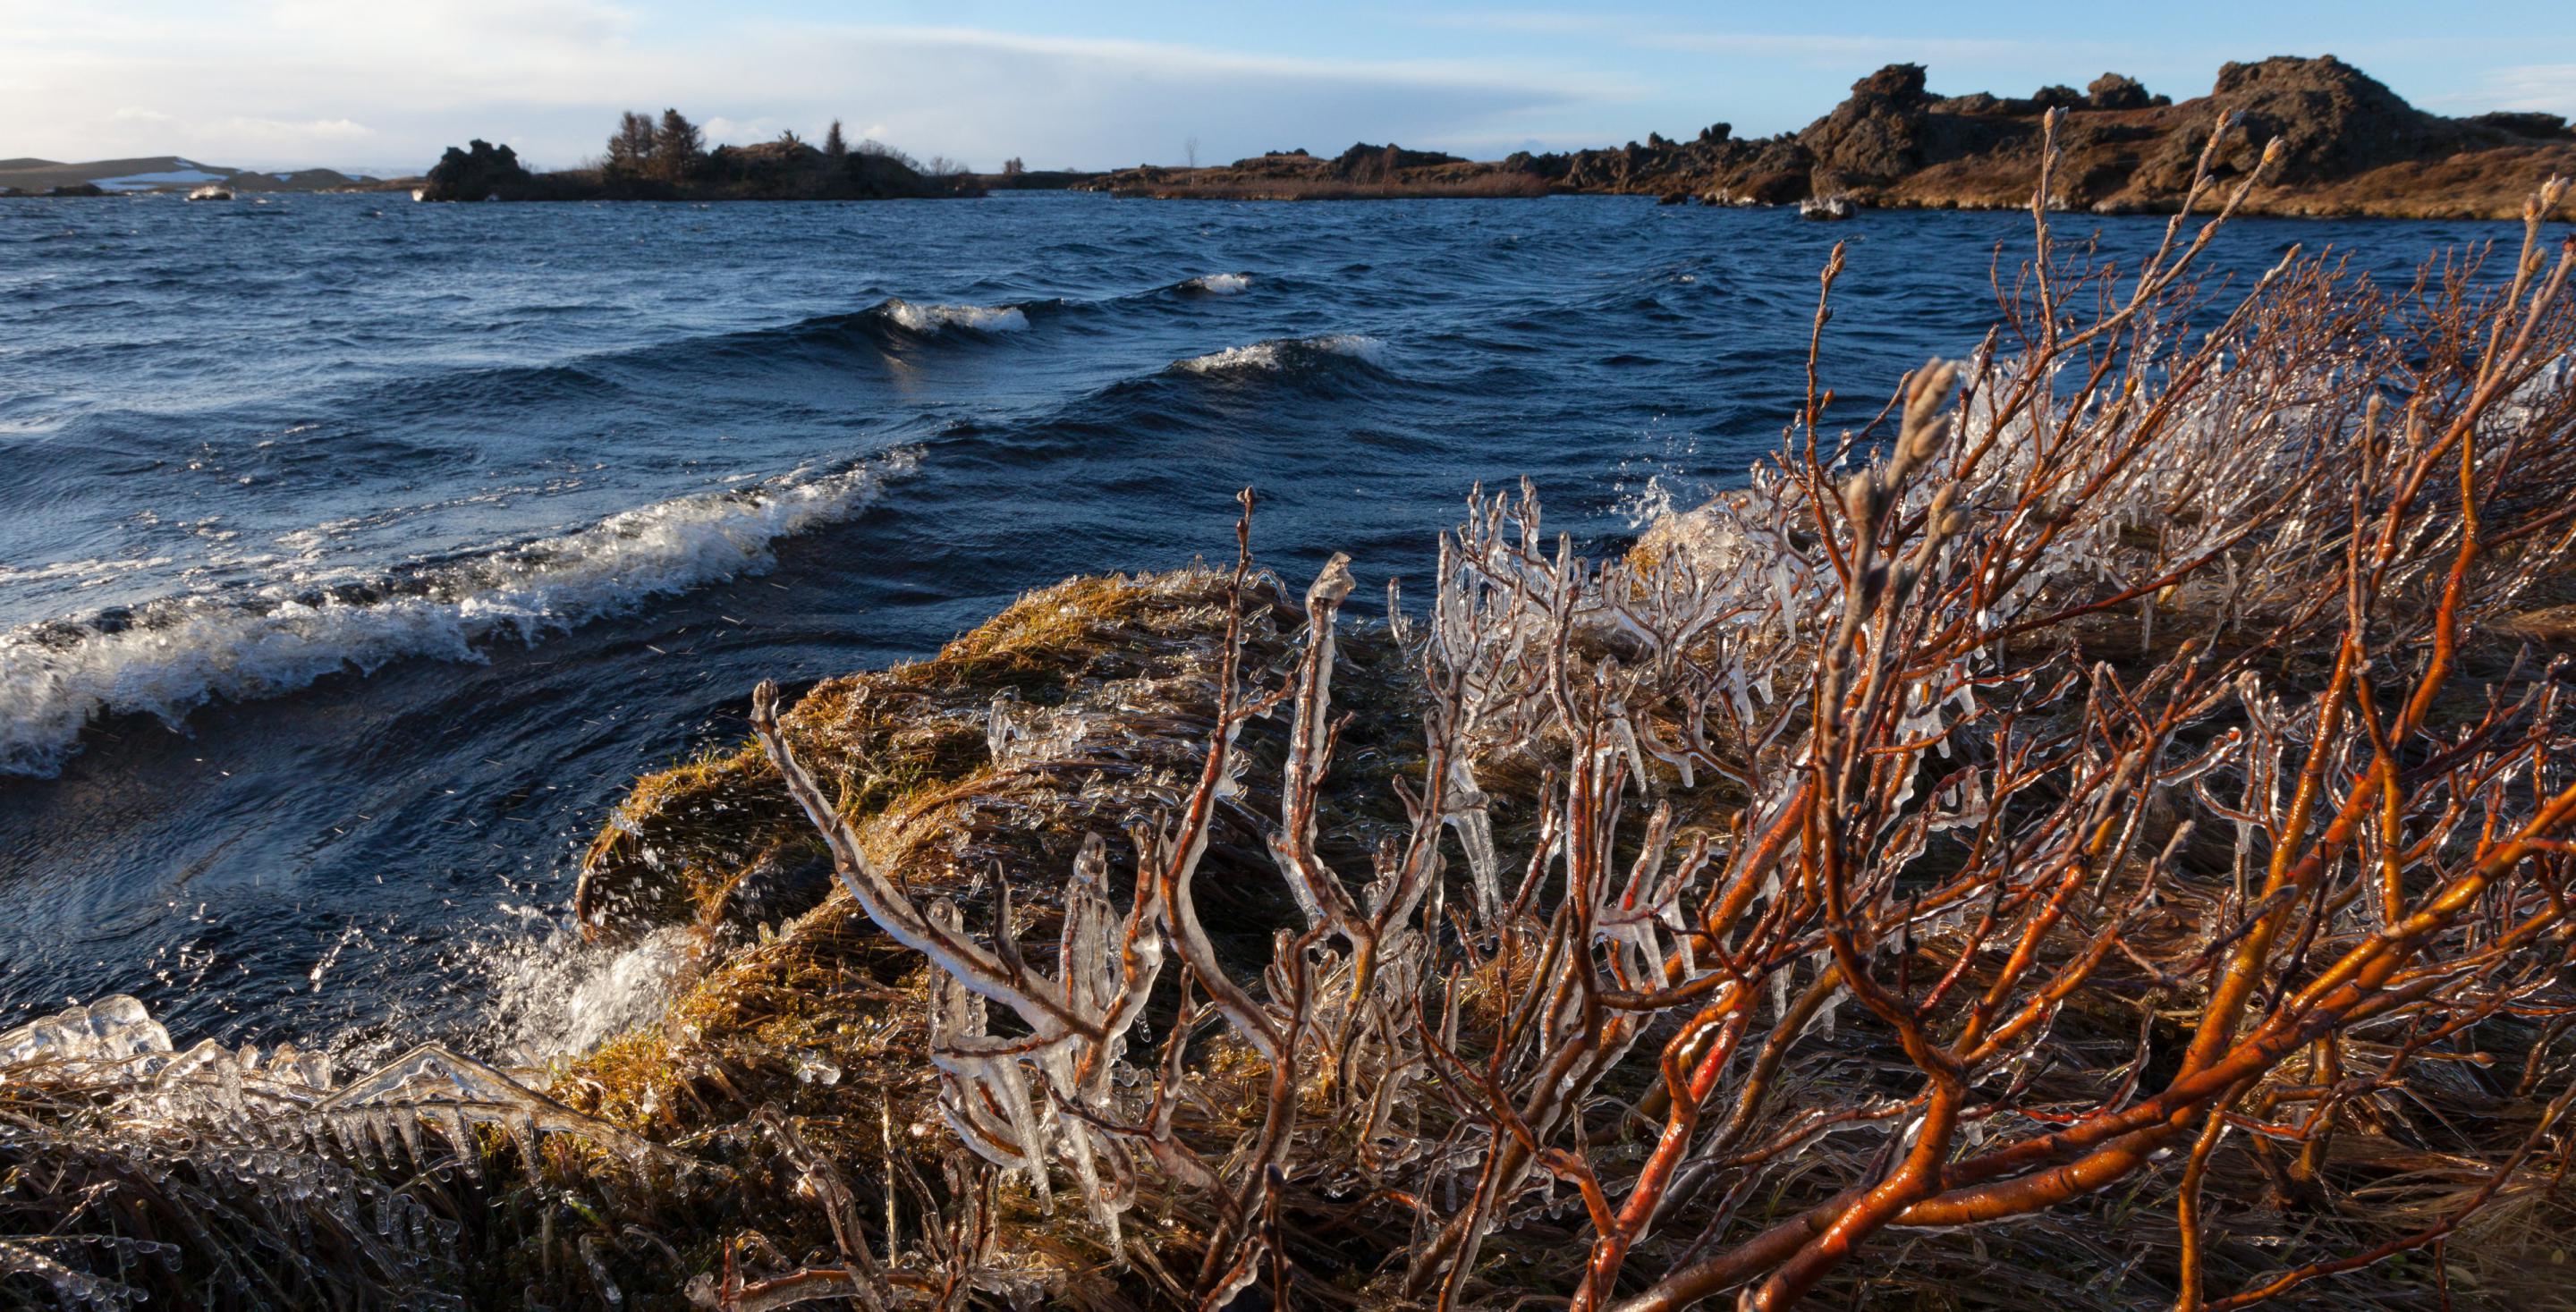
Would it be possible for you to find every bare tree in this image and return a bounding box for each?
[605,110,655,174]
[822,118,847,159]
[857,139,920,171]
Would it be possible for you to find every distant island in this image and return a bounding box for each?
[415,110,988,201]
[0,156,384,197]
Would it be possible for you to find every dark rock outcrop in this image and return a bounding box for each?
[2086,72,2157,111]
[1332,142,1468,182]
[419,140,541,201]
[2134,55,2445,190]
[43,182,106,197]
[2472,111,2572,140]
[1535,54,2573,217]
[1799,63,1938,191]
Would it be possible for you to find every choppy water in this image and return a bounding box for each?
[0,190,2507,1059]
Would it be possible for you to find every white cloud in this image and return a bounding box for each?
[1650,32,2112,71]
[1412,12,2107,71]
[2469,64,2576,117]
[699,116,785,148]
[0,4,1597,172]
[211,115,374,143]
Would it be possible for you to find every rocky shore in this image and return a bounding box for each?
[1074,142,1551,199]
[1084,55,2575,217]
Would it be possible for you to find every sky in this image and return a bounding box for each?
[4,1,2572,174]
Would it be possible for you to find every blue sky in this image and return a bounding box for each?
[6,1,2572,173]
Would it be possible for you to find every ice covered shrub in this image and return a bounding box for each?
[741,121,2576,1311]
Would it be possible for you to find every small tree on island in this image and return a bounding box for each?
[1001,157,1025,177]
[823,120,847,159]
[606,110,656,175]
[651,108,703,182]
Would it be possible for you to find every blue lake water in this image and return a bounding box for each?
[0,190,2510,1055]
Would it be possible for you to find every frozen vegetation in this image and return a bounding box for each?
[6,123,2576,1311]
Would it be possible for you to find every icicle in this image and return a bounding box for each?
[394,1111,427,1168]
[434,1108,479,1181]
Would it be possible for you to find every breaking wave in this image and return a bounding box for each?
[1173,333,1385,377]
[0,450,918,777]
[1179,272,1252,295]
[881,299,1030,334]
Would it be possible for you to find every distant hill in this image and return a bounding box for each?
[0,156,386,195]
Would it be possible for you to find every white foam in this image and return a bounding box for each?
[0,556,171,588]
[490,925,696,1059]
[0,450,918,776]
[883,299,1029,334]
[1174,333,1383,376]
[1183,273,1251,294]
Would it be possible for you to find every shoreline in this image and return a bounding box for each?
[18,184,2574,222]
[1060,57,2574,221]
[18,55,2572,217]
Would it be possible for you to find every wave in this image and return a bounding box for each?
[0,450,918,777]
[1178,273,1252,295]
[880,299,1030,334]
[1173,333,1385,378]
[330,294,1045,431]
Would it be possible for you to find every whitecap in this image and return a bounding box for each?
[1174,333,1383,377]
[1182,273,1251,295]
[0,450,919,776]
[882,298,1029,334]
